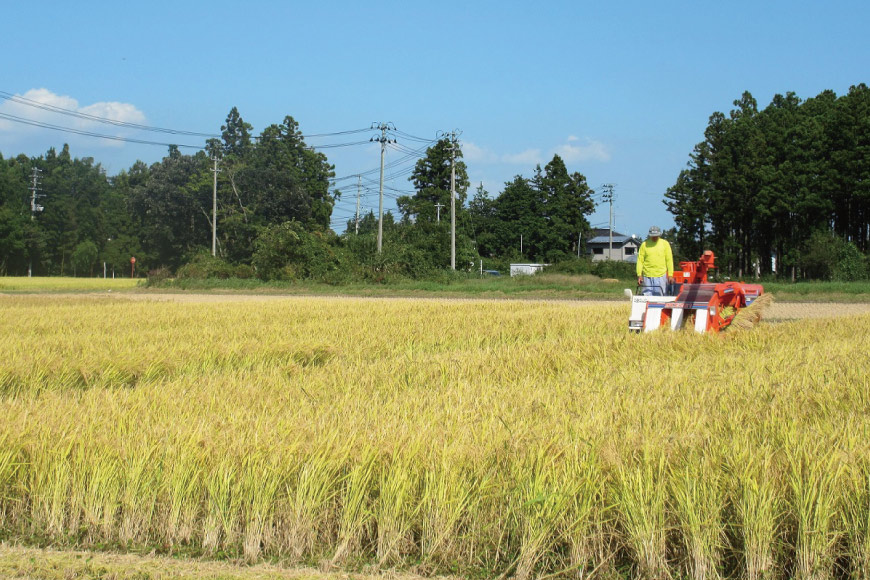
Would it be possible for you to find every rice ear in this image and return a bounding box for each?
[726,292,774,332]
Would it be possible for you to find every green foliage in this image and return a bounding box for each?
[468,156,595,262]
[666,85,870,279]
[145,267,172,285]
[176,253,239,279]
[0,206,28,275]
[0,108,605,282]
[397,138,470,224]
[546,258,594,276]
[71,240,98,277]
[591,260,637,280]
[800,231,869,281]
[252,221,342,281]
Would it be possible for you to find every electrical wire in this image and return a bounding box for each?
[0,111,377,153]
[0,111,204,149]
[0,89,372,140]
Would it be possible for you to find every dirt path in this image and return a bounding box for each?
[0,543,448,580]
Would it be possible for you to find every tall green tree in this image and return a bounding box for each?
[221,106,253,158]
[397,138,470,224]
[535,154,596,261]
[394,139,475,269]
[666,87,870,279]
[127,147,205,270]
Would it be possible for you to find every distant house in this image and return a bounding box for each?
[586,229,640,263]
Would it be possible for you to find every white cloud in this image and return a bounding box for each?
[461,137,609,168]
[551,138,611,163]
[79,101,146,125]
[462,141,499,164]
[501,148,543,165]
[463,142,543,165]
[0,88,146,146]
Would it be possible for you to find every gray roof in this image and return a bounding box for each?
[590,228,627,238]
[587,235,636,245]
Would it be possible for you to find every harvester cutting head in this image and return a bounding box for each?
[627,251,765,333]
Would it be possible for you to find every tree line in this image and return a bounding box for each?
[4,85,867,282]
[665,84,870,280]
[0,107,597,279]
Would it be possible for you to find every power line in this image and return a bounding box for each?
[0,111,205,149]
[0,90,372,140]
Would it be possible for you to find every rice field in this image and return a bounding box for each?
[1,294,869,579]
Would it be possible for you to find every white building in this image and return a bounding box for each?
[510,263,548,277]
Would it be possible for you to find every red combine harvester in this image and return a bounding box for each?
[627,251,764,333]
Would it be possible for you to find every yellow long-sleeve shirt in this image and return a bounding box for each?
[636,238,674,278]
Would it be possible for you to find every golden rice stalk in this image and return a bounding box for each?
[842,462,870,580]
[726,292,773,332]
[729,445,780,580]
[376,448,422,567]
[787,439,845,580]
[331,450,378,567]
[614,448,670,580]
[670,450,725,580]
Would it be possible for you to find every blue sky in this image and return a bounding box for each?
[1,0,867,237]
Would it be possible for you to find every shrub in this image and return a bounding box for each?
[233,264,255,279]
[547,258,594,276]
[145,267,171,286]
[72,240,99,277]
[176,253,236,279]
[800,231,868,281]
[252,221,344,281]
[592,260,636,280]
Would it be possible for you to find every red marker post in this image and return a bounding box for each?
[130,256,136,278]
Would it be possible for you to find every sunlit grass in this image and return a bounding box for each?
[0,295,868,578]
[0,276,141,292]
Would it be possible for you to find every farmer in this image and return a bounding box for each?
[636,226,674,296]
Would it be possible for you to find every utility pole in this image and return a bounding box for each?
[28,167,43,278]
[211,157,221,256]
[602,184,614,260]
[434,202,445,223]
[355,175,362,235]
[445,130,461,270]
[371,122,395,253]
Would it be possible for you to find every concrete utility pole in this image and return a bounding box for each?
[355,175,362,235]
[446,130,461,270]
[211,157,221,256]
[371,122,396,253]
[602,184,614,260]
[28,167,43,278]
[434,202,444,223]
